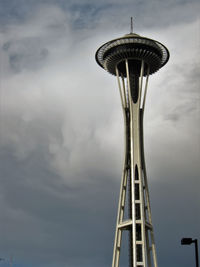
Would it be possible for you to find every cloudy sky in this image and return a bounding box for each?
[0,0,199,266]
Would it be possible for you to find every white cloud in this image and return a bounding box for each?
[0,3,199,182]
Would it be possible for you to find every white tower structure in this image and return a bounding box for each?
[95,26,169,267]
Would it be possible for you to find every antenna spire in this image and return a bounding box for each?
[130,17,133,33]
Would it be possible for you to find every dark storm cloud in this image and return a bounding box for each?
[0,0,199,30]
[0,0,199,267]
[3,39,49,73]
[0,146,118,267]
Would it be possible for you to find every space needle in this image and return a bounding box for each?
[95,19,169,267]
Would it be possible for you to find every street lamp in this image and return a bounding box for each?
[181,238,199,267]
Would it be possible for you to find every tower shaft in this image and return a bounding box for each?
[112,60,157,267]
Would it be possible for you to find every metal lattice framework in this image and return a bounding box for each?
[95,33,169,267]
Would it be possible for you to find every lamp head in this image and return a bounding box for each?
[181,238,193,245]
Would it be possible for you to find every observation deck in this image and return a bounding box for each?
[95,33,169,77]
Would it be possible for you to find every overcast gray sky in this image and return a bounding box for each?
[0,0,199,266]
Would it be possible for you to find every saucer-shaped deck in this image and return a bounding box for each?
[95,33,169,77]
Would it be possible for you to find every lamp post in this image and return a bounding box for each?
[181,238,199,267]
